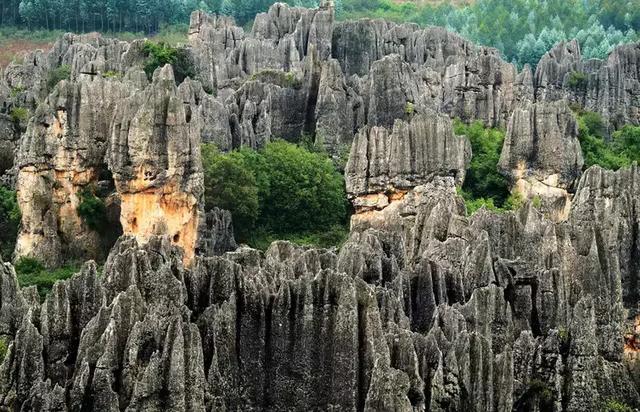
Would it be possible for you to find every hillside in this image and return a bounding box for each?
[0,1,639,411]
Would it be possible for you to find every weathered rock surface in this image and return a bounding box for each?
[535,40,640,130]
[1,3,640,411]
[498,100,584,220]
[13,72,137,267]
[107,65,204,265]
[345,111,471,210]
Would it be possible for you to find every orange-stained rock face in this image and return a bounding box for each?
[118,170,200,265]
[15,166,104,266]
[352,189,408,214]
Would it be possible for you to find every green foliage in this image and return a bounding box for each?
[567,71,588,89]
[0,337,7,363]
[577,111,640,171]
[202,144,260,240]
[603,399,634,412]
[77,188,107,232]
[102,70,122,79]
[503,192,524,211]
[404,101,415,116]
[9,107,29,124]
[202,140,349,247]
[46,64,71,92]
[142,41,195,84]
[557,327,569,345]
[14,257,79,301]
[454,120,511,210]
[0,187,20,261]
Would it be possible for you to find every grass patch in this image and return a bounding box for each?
[14,257,80,301]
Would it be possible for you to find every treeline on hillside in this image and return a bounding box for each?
[2,1,638,67]
[0,0,317,33]
[339,0,639,68]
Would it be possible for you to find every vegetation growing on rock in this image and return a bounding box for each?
[142,41,195,83]
[0,187,20,260]
[13,257,80,300]
[577,110,640,170]
[203,141,349,248]
[77,187,108,232]
[45,64,70,92]
[452,120,523,214]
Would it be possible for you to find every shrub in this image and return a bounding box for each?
[503,192,524,211]
[102,70,122,79]
[567,71,588,89]
[142,41,195,84]
[250,69,302,89]
[202,144,260,240]
[14,257,79,301]
[77,188,107,232]
[577,112,637,170]
[202,141,349,246]
[9,85,25,98]
[405,101,415,116]
[603,399,634,412]
[0,187,20,260]
[9,107,29,124]
[454,120,512,212]
[46,64,71,92]
[532,195,542,209]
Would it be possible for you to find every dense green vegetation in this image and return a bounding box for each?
[576,111,640,170]
[142,41,195,83]
[13,257,80,300]
[453,120,524,215]
[0,187,20,261]
[77,187,108,232]
[2,1,637,68]
[202,141,349,249]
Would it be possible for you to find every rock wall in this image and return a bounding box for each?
[0,3,639,410]
[13,73,136,266]
[107,65,204,266]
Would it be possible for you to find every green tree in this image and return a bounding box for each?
[202,144,259,240]
[454,120,511,207]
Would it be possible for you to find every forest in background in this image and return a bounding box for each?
[0,0,638,67]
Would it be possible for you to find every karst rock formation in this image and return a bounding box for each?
[1,2,640,411]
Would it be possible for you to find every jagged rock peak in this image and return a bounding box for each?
[107,64,204,265]
[345,111,471,209]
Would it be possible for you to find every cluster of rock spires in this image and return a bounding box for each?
[0,1,639,410]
